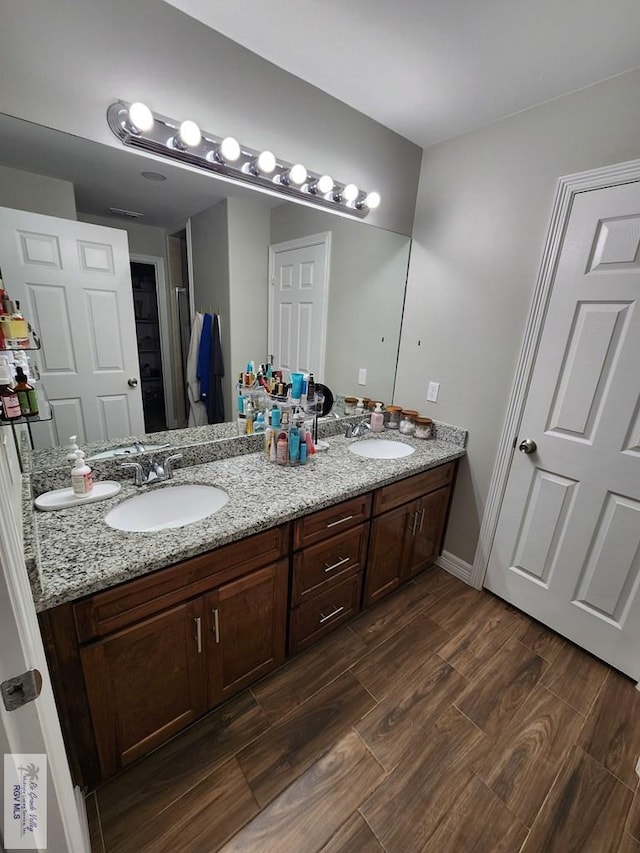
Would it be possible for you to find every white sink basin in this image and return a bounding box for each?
[105,484,229,532]
[348,439,415,460]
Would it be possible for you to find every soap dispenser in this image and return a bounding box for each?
[66,436,80,462]
[371,402,384,433]
[71,450,93,496]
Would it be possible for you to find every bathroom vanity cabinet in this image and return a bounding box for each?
[40,526,289,783]
[40,459,458,786]
[365,462,455,606]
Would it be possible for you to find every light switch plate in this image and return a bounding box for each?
[358,368,367,386]
[427,381,440,403]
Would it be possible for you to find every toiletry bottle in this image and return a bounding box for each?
[371,402,384,433]
[270,430,277,462]
[13,365,38,416]
[276,432,288,465]
[299,441,308,465]
[307,372,316,404]
[254,411,266,433]
[66,436,80,462]
[355,397,365,415]
[71,450,93,495]
[264,426,274,458]
[289,426,300,465]
[0,358,21,420]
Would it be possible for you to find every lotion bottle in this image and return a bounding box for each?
[371,402,384,433]
[71,450,93,496]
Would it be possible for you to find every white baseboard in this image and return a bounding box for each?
[436,550,473,585]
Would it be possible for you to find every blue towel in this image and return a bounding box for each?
[197,313,212,400]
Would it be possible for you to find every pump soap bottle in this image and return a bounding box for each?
[371,402,384,433]
[71,450,93,496]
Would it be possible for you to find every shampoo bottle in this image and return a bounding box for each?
[71,450,93,496]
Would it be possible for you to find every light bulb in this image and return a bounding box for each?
[365,191,381,210]
[316,175,334,194]
[256,150,276,175]
[219,136,241,163]
[343,183,359,203]
[128,102,154,133]
[288,163,307,186]
[178,120,201,148]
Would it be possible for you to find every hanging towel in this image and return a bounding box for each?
[207,313,225,424]
[197,312,213,403]
[186,311,207,426]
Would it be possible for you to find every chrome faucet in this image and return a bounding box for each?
[121,453,183,486]
[344,421,371,438]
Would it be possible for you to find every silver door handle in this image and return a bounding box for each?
[194,616,202,653]
[418,507,425,532]
[319,605,345,624]
[324,556,350,573]
[518,439,537,454]
[128,377,138,388]
[212,608,220,644]
[411,511,419,536]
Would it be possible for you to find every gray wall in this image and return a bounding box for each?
[396,68,640,566]
[0,0,421,235]
[227,198,270,388]
[190,201,232,415]
[0,164,77,219]
[271,204,410,404]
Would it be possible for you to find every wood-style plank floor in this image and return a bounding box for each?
[88,568,640,852]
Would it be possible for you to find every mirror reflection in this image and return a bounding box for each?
[0,113,410,460]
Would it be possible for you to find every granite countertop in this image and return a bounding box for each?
[28,427,466,612]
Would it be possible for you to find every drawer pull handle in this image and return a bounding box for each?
[319,605,345,624]
[324,556,350,573]
[326,514,353,529]
[194,616,202,654]
[212,608,220,644]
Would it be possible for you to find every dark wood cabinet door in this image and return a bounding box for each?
[205,559,288,706]
[405,486,451,579]
[364,501,416,607]
[80,598,207,779]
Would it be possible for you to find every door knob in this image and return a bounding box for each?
[518,438,537,454]
[127,378,138,388]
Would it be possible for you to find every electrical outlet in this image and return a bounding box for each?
[358,368,367,386]
[427,381,440,403]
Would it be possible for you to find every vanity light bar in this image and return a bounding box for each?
[107,101,381,218]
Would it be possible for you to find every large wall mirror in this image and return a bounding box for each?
[0,113,411,459]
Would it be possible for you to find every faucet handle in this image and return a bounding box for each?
[121,461,144,486]
[164,453,183,479]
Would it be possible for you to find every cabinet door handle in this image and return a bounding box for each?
[411,511,419,536]
[194,616,202,654]
[324,555,350,573]
[212,608,220,644]
[319,605,345,624]
[419,507,425,532]
[326,514,353,529]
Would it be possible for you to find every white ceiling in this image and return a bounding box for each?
[165,0,640,148]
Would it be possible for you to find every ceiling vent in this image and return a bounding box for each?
[107,207,144,219]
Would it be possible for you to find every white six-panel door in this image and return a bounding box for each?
[0,207,144,447]
[268,232,330,380]
[485,182,640,679]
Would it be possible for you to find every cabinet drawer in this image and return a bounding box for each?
[373,462,455,516]
[293,493,372,549]
[292,523,369,606]
[74,524,290,642]
[289,572,362,654]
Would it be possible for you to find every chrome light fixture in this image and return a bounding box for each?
[107,100,380,218]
